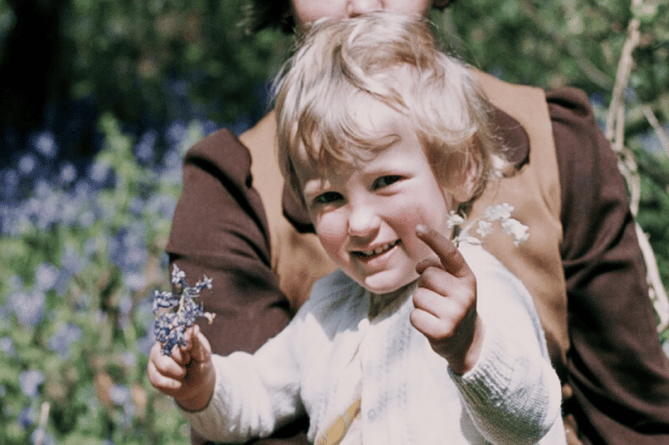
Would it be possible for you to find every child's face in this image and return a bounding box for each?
[290,0,433,30]
[298,101,454,294]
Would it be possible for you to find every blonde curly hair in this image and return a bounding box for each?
[273,12,504,212]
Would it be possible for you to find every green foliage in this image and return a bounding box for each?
[0,116,207,444]
[0,0,291,125]
[442,0,668,98]
[637,150,669,296]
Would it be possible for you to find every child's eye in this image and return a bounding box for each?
[313,191,344,206]
[373,175,402,189]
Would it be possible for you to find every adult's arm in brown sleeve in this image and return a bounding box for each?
[550,88,669,445]
[165,129,309,445]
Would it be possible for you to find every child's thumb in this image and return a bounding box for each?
[188,325,212,363]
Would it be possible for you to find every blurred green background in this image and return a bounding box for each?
[0,0,667,443]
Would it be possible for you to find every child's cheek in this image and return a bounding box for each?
[314,213,347,263]
[393,201,426,244]
[398,200,448,258]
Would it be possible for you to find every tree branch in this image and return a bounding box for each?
[606,0,669,332]
[642,105,669,158]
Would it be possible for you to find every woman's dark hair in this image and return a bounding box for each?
[244,0,456,34]
[244,0,294,34]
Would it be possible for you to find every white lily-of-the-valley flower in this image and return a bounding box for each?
[449,203,529,248]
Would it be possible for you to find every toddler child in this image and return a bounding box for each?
[148,12,566,445]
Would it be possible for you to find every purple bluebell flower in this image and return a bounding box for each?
[135,129,158,163]
[61,244,84,276]
[146,194,177,219]
[0,336,15,355]
[124,272,146,291]
[160,148,184,182]
[18,405,36,427]
[59,162,77,185]
[11,290,45,327]
[152,265,215,356]
[87,160,112,186]
[202,119,218,136]
[31,429,56,445]
[1,168,19,200]
[18,154,37,175]
[109,383,131,406]
[19,370,45,399]
[33,131,58,159]
[153,290,179,312]
[48,323,83,358]
[170,264,187,287]
[166,121,187,152]
[34,262,60,292]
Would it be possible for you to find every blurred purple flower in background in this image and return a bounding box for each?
[33,131,58,159]
[48,323,83,358]
[135,129,158,164]
[30,429,55,445]
[18,154,36,176]
[59,162,77,186]
[0,336,15,356]
[87,160,113,187]
[18,405,36,427]
[109,383,131,406]
[111,224,148,279]
[1,168,19,200]
[61,243,85,276]
[10,290,45,327]
[146,194,177,220]
[34,262,60,292]
[18,370,45,399]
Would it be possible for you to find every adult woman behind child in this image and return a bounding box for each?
[163,1,669,444]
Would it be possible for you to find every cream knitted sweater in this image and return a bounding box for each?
[181,243,566,444]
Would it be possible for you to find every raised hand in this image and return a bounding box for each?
[147,324,216,411]
[409,225,485,375]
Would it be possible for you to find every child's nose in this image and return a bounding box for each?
[346,0,383,18]
[347,205,380,237]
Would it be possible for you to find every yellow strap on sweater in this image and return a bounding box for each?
[316,398,362,445]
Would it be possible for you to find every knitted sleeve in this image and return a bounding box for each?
[451,244,565,445]
[177,302,317,443]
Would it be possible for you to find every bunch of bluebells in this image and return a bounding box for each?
[153,265,215,356]
[449,203,530,248]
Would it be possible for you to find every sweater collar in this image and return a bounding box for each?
[367,281,417,320]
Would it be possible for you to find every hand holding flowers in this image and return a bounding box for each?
[148,265,217,411]
[147,324,216,412]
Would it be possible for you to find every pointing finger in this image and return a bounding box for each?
[415,224,471,278]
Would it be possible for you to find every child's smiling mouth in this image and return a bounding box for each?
[352,239,401,259]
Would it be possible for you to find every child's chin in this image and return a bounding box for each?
[361,274,416,295]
